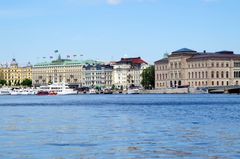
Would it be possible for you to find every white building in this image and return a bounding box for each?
[112,57,148,89]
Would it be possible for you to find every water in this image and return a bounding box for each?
[0,94,240,159]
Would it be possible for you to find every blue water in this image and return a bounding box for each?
[0,94,240,159]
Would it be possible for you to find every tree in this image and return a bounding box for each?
[0,79,7,86]
[21,79,32,87]
[141,66,155,89]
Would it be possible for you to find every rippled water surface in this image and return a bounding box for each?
[0,94,240,159]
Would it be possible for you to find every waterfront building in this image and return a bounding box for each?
[112,57,148,89]
[155,48,240,88]
[0,58,32,86]
[32,55,101,87]
[83,64,113,88]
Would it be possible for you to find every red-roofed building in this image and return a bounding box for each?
[112,57,149,89]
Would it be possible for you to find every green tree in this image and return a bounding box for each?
[141,66,155,89]
[0,79,7,86]
[21,79,32,87]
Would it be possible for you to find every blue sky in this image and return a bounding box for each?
[0,0,239,65]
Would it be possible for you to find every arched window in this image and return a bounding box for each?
[206,71,208,78]
[226,71,229,78]
[211,71,214,78]
[188,72,191,79]
[216,71,219,78]
[221,71,224,78]
[202,71,204,79]
[192,72,194,79]
[199,72,201,79]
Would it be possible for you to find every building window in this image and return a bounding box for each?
[236,81,239,85]
[211,71,214,78]
[202,71,204,79]
[222,81,224,86]
[206,71,208,78]
[221,71,224,78]
[234,62,240,67]
[226,71,229,78]
[212,62,214,67]
[217,81,219,86]
[195,72,197,79]
[212,81,214,86]
[216,71,219,78]
[226,63,229,67]
[216,63,219,67]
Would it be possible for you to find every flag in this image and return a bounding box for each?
[67,55,70,58]
[73,55,77,57]
[50,56,53,59]
[54,50,58,53]
[43,57,46,59]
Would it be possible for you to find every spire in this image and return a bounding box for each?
[58,54,61,60]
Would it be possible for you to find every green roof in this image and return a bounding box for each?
[34,59,103,67]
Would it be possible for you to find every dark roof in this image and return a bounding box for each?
[172,48,197,53]
[84,64,113,70]
[154,58,168,64]
[116,57,148,65]
[187,51,240,61]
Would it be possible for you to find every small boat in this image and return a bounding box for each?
[88,88,97,94]
[11,89,36,95]
[0,89,11,95]
[127,87,141,94]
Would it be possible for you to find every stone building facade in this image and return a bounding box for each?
[0,58,32,86]
[32,55,101,87]
[83,64,113,88]
[112,57,148,89]
[155,48,240,88]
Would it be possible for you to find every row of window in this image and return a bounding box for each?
[156,80,240,88]
[188,71,229,79]
[156,71,230,80]
[156,62,232,71]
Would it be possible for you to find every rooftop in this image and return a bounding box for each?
[116,57,148,65]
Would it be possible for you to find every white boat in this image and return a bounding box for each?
[88,88,97,94]
[127,87,141,94]
[0,89,11,95]
[11,89,36,95]
[38,83,78,95]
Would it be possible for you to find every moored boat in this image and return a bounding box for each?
[37,83,78,95]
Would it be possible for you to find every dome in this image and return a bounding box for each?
[10,58,18,67]
[172,48,197,54]
[26,61,32,67]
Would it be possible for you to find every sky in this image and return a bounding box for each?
[0,0,240,65]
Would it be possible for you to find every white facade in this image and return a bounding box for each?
[112,57,148,89]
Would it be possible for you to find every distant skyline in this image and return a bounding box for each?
[0,0,240,65]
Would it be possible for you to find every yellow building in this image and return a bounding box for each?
[155,48,240,88]
[32,55,102,87]
[0,58,32,86]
